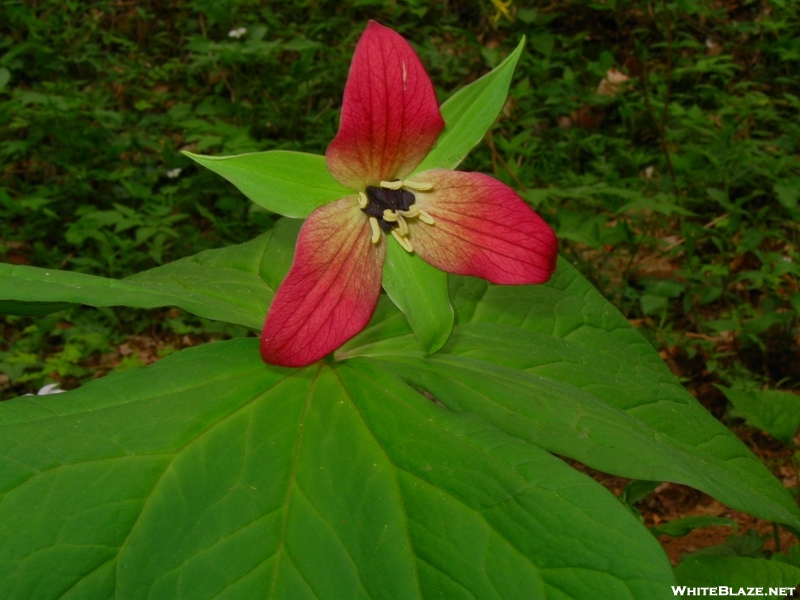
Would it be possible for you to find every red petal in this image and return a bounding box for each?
[409,170,558,284]
[260,197,385,367]
[326,21,444,190]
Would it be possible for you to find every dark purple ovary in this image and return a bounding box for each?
[362,185,416,232]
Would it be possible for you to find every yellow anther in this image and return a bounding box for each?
[401,180,433,192]
[399,205,419,218]
[391,229,414,253]
[369,217,381,244]
[397,214,408,236]
[418,209,435,225]
[358,192,368,209]
[382,209,399,222]
[380,180,403,190]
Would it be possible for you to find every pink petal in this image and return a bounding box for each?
[260,197,385,367]
[326,21,444,190]
[409,169,558,284]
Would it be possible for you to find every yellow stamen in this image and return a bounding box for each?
[397,214,408,236]
[402,180,433,192]
[380,180,403,190]
[418,209,435,225]
[399,204,419,218]
[358,192,368,209]
[382,209,399,222]
[391,229,414,253]
[369,217,381,244]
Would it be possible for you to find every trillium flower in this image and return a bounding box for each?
[261,21,557,367]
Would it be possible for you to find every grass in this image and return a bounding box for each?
[1,0,798,404]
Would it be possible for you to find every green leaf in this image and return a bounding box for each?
[719,386,800,445]
[0,219,301,328]
[687,530,767,559]
[341,257,800,530]
[619,480,661,506]
[0,300,74,316]
[650,516,738,538]
[184,150,351,218]
[448,262,800,529]
[0,339,677,598]
[414,37,525,173]
[381,239,453,354]
[674,556,800,589]
[773,544,800,568]
[370,347,800,530]
[774,179,800,213]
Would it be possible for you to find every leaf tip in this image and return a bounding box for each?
[181,150,205,164]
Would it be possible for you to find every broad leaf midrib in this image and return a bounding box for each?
[330,365,424,600]
[268,364,321,600]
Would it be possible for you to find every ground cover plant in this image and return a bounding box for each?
[1,0,800,597]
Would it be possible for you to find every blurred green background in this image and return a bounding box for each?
[1,0,798,403]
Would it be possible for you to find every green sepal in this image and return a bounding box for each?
[414,36,525,173]
[184,150,351,218]
[381,238,453,354]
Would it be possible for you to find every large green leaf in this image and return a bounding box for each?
[381,239,453,354]
[0,339,675,599]
[340,257,800,530]
[414,37,525,173]
[184,150,351,218]
[0,219,301,328]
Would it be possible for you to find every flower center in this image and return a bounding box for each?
[358,179,435,253]
[363,185,415,232]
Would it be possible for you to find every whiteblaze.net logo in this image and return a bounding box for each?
[672,587,797,597]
